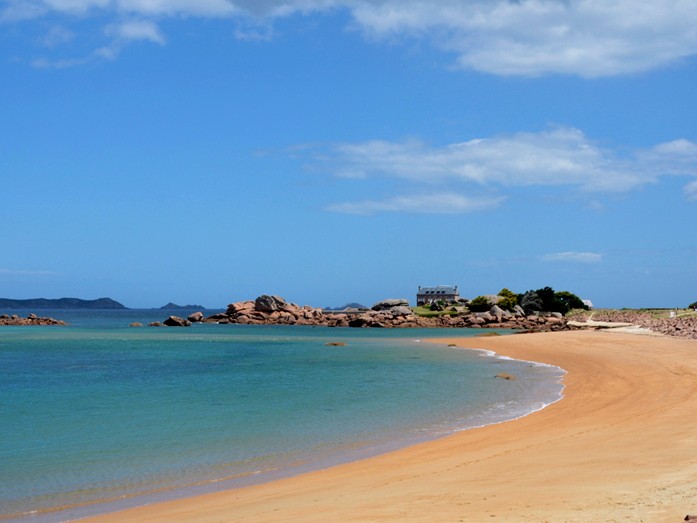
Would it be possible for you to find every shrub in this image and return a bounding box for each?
[497,288,518,311]
[468,295,492,313]
[689,301,697,309]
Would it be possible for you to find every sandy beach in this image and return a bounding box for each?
[81,330,697,522]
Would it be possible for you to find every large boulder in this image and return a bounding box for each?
[372,299,410,311]
[491,305,512,320]
[476,311,495,323]
[188,311,204,323]
[389,306,414,317]
[227,301,254,315]
[255,295,287,312]
[163,315,191,327]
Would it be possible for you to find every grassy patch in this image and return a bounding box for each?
[411,306,465,317]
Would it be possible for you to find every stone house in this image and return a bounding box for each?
[417,285,460,306]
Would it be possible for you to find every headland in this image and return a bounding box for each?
[0,297,125,309]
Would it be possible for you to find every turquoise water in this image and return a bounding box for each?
[0,310,564,522]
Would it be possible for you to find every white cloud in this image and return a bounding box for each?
[303,128,697,214]
[316,128,675,192]
[7,1,697,76]
[105,19,165,44]
[349,0,697,77]
[325,193,505,215]
[116,0,238,17]
[41,0,110,15]
[540,252,603,263]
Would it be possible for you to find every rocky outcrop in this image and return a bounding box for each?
[202,295,568,332]
[372,299,410,311]
[204,296,341,326]
[567,310,697,339]
[0,313,67,326]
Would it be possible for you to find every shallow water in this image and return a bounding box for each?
[0,310,564,522]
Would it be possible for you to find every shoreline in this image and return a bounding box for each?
[77,330,697,522]
[3,328,558,523]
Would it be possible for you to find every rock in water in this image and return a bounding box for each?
[188,311,204,322]
[163,316,191,327]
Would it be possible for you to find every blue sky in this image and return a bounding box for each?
[1,1,696,309]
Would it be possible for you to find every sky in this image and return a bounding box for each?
[1,0,696,309]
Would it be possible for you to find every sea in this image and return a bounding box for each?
[0,309,565,522]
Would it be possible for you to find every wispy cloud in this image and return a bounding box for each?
[300,128,697,214]
[320,128,655,192]
[38,25,75,47]
[685,180,697,201]
[325,193,505,215]
[6,1,697,76]
[32,18,166,67]
[540,252,603,263]
[97,19,166,59]
[0,268,58,276]
[106,19,165,45]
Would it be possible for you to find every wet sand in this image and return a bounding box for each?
[81,330,697,522]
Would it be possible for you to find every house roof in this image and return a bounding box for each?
[418,285,458,295]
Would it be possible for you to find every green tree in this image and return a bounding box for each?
[555,291,587,312]
[534,286,558,312]
[530,287,587,314]
[520,291,542,314]
[497,288,518,311]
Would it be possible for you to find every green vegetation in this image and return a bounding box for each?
[519,290,543,314]
[689,301,697,309]
[411,305,460,317]
[516,287,587,315]
[497,288,518,311]
[468,295,492,312]
[412,285,588,317]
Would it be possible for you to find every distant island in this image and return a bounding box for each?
[159,303,206,310]
[0,297,126,309]
[325,302,368,310]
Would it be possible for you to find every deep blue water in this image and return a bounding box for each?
[0,310,564,522]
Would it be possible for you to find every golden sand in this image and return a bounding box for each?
[82,331,697,522]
